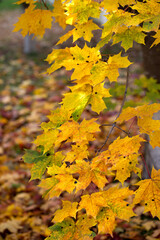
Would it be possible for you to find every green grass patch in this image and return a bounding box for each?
[0,0,20,11]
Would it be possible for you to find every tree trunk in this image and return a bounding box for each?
[142,34,160,178]
[142,33,160,83]
[22,3,37,54]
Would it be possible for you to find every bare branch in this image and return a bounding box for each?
[41,0,49,10]
[115,67,130,120]
[96,67,130,155]
[114,125,131,136]
[101,124,130,136]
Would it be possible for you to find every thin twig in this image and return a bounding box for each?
[41,0,49,10]
[101,124,113,126]
[115,67,130,120]
[101,124,130,136]
[114,125,130,136]
[96,122,116,155]
[141,153,151,179]
[96,67,130,155]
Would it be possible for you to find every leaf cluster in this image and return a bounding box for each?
[14,0,160,239]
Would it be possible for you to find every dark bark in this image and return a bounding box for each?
[141,33,160,83]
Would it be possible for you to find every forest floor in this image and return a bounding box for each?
[0,9,160,240]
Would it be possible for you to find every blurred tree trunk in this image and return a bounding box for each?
[142,34,160,178]
[141,33,160,83]
[22,3,37,54]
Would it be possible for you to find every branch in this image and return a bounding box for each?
[115,67,130,120]
[41,0,49,10]
[96,67,130,155]
[101,124,130,136]
[141,153,151,179]
[96,122,116,155]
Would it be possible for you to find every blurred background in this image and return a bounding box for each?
[0,1,160,240]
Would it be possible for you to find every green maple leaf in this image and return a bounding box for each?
[113,26,146,51]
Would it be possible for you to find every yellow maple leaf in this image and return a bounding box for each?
[106,53,131,82]
[74,214,97,239]
[38,177,61,198]
[55,120,79,146]
[88,82,111,113]
[91,53,131,83]
[52,201,78,223]
[104,136,144,183]
[151,30,160,47]
[78,192,107,218]
[113,26,146,51]
[111,154,141,184]
[137,117,160,134]
[48,215,96,240]
[69,44,101,80]
[41,107,71,131]
[103,0,119,12]
[69,160,107,192]
[150,131,160,148]
[13,5,54,37]
[79,186,134,221]
[97,208,116,236]
[53,0,67,29]
[117,104,160,123]
[117,104,160,145]
[57,20,100,44]
[34,129,59,153]
[64,143,89,163]
[56,118,99,146]
[15,0,34,4]
[102,11,135,38]
[108,135,144,163]
[133,168,160,219]
[66,0,101,25]
[61,84,92,119]
[47,163,76,194]
[46,44,101,80]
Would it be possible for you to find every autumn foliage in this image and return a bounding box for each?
[13,0,160,239]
